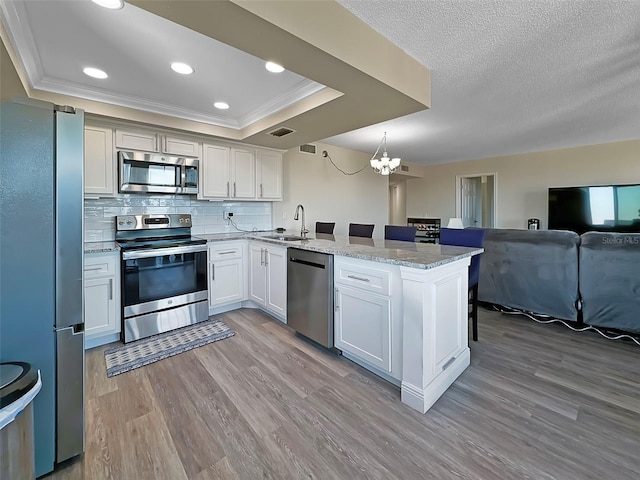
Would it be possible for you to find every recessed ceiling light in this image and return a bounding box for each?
[214,102,230,110]
[91,0,124,9]
[83,67,108,79]
[171,62,194,75]
[265,61,285,73]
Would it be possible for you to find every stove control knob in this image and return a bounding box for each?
[126,220,133,225]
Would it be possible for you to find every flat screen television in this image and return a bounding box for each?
[548,184,640,235]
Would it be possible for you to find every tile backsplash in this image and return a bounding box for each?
[85,194,273,241]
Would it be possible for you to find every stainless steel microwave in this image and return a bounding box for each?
[118,150,199,194]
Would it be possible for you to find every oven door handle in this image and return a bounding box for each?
[122,244,207,259]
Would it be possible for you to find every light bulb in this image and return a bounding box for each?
[83,67,108,79]
[171,62,194,75]
[265,61,285,73]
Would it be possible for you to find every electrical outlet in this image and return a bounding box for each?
[228,212,233,217]
[224,212,234,220]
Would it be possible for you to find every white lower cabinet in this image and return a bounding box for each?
[84,251,120,348]
[334,256,402,380]
[208,241,247,308]
[335,285,391,371]
[249,242,287,321]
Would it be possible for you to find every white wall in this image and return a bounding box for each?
[273,142,389,237]
[406,139,640,229]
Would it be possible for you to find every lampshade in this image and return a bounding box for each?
[446,217,464,229]
[370,132,401,176]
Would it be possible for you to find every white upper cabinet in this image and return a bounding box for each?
[200,143,231,200]
[230,147,256,199]
[115,128,199,157]
[88,120,282,202]
[199,144,257,201]
[84,125,116,198]
[115,128,158,152]
[162,135,200,157]
[256,149,283,200]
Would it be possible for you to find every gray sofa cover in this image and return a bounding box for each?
[478,229,580,321]
[579,232,640,334]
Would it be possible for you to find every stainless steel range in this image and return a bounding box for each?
[116,214,208,343]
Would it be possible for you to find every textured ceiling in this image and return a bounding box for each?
[328,0,640,165]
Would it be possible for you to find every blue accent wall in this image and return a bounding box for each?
[1,100,56,476]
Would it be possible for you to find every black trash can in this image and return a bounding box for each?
[0,362,41,480]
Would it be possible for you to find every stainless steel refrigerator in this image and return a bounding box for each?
[0,98,85,476]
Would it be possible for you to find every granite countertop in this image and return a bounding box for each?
[197,232,257,242]
[83,232,482,270]
[203,231,482,270]
[84,241,119,254]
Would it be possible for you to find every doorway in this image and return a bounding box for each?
[388,179,407,225]
[455,173,496,228]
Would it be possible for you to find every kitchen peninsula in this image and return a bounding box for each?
[207,232,482,414]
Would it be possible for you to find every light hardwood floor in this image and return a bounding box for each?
[45,307,640,480]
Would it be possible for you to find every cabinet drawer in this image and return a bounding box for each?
[84,252,118,278]
[208,242,244,260]
[335,260,391,295]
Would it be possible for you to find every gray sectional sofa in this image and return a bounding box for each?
[478,228,640,335]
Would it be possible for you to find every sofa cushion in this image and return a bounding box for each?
[579,232,640,334]
[478,229,580,321]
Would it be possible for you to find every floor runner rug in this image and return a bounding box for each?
[105,319,235,377]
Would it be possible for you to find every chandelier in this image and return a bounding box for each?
[369,132,401,176]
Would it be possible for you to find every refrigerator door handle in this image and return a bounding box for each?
[56,326,85,463]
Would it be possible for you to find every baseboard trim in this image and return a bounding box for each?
[401,348,470,413]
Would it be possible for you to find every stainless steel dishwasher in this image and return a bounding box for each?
[287,248,334,348]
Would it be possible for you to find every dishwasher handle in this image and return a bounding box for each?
[289,256,326,269]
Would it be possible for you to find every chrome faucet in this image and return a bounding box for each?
[294,204,309,238]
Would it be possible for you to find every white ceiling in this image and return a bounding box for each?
[3,1,640,166]
[1,0,324,129]
[327,0,640,165]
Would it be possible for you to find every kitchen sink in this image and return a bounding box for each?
[263,234,310,241]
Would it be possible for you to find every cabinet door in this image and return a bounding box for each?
[200,144,230,199]
[115,129,158,152]
[335,285,391,372]
[266,246,287,319]
[209,258,244,307]
[248,244,266,305]
[230,148,255,199]
[256,150,283,200]
[84,126,115,197]
[162,135,200,157]
[84,276,118,338]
